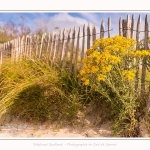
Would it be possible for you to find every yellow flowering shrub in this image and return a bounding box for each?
[79,35,150,137]
[80,35,148,85]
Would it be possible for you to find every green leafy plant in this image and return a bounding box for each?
[79,35,150,137]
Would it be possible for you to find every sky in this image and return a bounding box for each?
[0,12,150,48]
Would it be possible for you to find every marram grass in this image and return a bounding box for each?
[0,58,82,124]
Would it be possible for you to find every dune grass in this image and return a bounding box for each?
[0,58,83,125]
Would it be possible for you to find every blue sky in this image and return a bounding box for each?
[0,12,150,39]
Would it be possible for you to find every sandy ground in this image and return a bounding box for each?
[0,112,112,138]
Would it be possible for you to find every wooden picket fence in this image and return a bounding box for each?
[0,14,150,99]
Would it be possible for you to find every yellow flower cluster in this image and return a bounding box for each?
[130,50,150,58]
[80,35,150,85]
[122,69,136,80]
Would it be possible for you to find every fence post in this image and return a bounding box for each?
[46,33,51,60]
[29,35,32,58]
[92,22,96,42]
[74,27,80,75]
[131,14,134,38]
[87,23,90,49]
[56,31,61,62]
[35,35,39,58]
[69,27,76,73]
[39,33,46,59]
[126,15,131,39]
[122,19,127,37]
[25,35,29,58]
[62,29,71,69]
[61,29,66,63]
[11,40,14,63]
[135,15,141,92]
[119,17,123,36]
[3,43,5,60]
[18,37,21,60]
[52,32,59,67]
[141,14,149,98]
[100,20,104,38]
[20,36,24,60]
[80,24,85,70]
[108,17,111,38]
[51,32,56,61]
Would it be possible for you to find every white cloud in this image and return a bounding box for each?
[33,13,88,33]
[79,13,99,23]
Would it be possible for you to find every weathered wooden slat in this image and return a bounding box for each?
[16,38,19,60]
[39,33,46,59]
[135,15,141,92]
[11,40,14,62]
[51,33,56,61]
[92,22,96,42]
[32,34,37,58]
[136,15,141,50]
[7,42,9,57]
[23,36,26,58]
[20,36,24,59]
[61,29,66,62]
[46,33,51,58]
[24,35,28,58]
[52,32,60,67]
[26,36,29,57]
[35,35,39,58]
[18,37,21,60]
[5,42,7,58]
[25,35,29,58]
[100,20,104,38]
[53,33,61,65]
[56,31,61,62]
[48,33,53,61]
[4,42,7,58]
[74,27,80,75]
[49,32,54,60]
[131,14,134,38]
[119,17,123,36]
[29,35,32,58]
[8,41,11,58]
[126,15,131,38]
[9,41,12,58]
[14,39,16,61]
[122,19,127,37]
[3,43,5,59]
[4,42,6,58]
[87,23,90,49]
[108,17,111,38]
[46,33,50,53]
[12,40,15,62]
[13,40,16,62]
[141,14,149,98]
[62,29,71,69]
[69,27,76,73]
[80,24,85,70]
[15,39,18,62]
